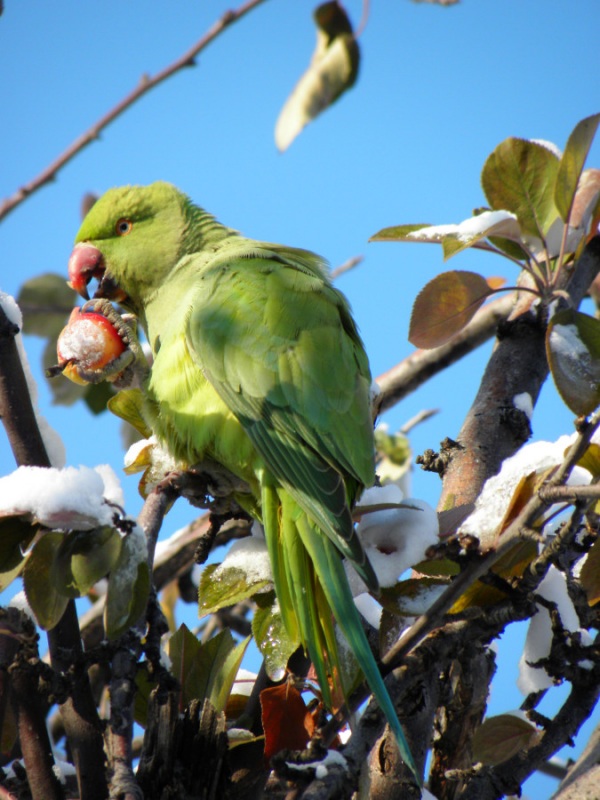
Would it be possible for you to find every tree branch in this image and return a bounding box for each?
[0,0,268,223]
[438,236,600,520]
[0,303,108,800]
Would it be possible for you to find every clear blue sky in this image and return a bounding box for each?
[1,2,599,795]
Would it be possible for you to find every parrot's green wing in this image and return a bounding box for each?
[186,242,378,590]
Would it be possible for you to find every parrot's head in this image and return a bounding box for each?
[68,181,188,313]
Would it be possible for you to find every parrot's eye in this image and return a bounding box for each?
[115,218,133,236]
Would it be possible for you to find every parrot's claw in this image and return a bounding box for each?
[59,299,149,389]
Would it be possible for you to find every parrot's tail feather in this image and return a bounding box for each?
[261,481,421,784]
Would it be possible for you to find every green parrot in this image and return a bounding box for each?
[67,181,418,781]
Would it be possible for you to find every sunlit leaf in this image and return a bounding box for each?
[472,713,541,765]
[371,212,523,263]
[198,562,271,617]
[108,389,152,438]
[450,540,538,613]
[555,114,600,222]
[369,223,434,242]
[260,683,313,762]
[275,1,359,151]
[23,533,69,630]
[374,427,411,485]
[253,592,298,681]
[580,539,600,606]
[576,443,600,480]
[409,270,495,348]
[482,137,560,240]
[104,532,150,639]
[546,309,600,416]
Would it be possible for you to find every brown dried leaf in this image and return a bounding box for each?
[409,270,494,348]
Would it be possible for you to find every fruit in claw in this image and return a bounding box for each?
[56,307,127,385]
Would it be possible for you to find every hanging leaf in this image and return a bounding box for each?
[409,270,495,349]
[0,514,38,575]
[546,309,600,416]
[17,273,75,338]
[104,530,150,639]
[108,389,152,438]
[23,533,69,630]
[51,526,121,598]
[253,591,299,681]
[275,1,359,152]
[472,713,541,765]
[555,113,600,223]
[260,683,314,762]
[481,138,560,241]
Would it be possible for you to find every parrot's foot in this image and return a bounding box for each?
[79,298,149,389]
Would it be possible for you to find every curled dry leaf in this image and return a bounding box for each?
[274,1,359,152]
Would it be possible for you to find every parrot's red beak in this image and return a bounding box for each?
[67,243,128,303]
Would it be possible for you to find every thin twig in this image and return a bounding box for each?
[0,0,268,223]
[330,255,364,280]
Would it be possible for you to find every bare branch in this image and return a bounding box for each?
[0,0,268,223]
[438,236,600,520]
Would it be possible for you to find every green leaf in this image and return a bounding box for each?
[252,591,298,681]
[371,213,524,263]
[23,533,69,630]
[481,137,560,240]
[275,1,359,151]
[555,114,600,222]
[190,631,250,713]
[409,270,495,349]
[83,381,115,415]
[17,273,75,338]
[374,428,411,485]
[169,623,201,705]
[576,443,600,480]
[0,514,38,574]
[133,663,158,728]
[104,531,150,639]
[580,538,600,606]
[472,714,540,765]
[198,562,271,617]
[546,309,600,416]
[171,626,250,713]
[107,389,152,438]
[369,223,434,242]
[52,526,122,598]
